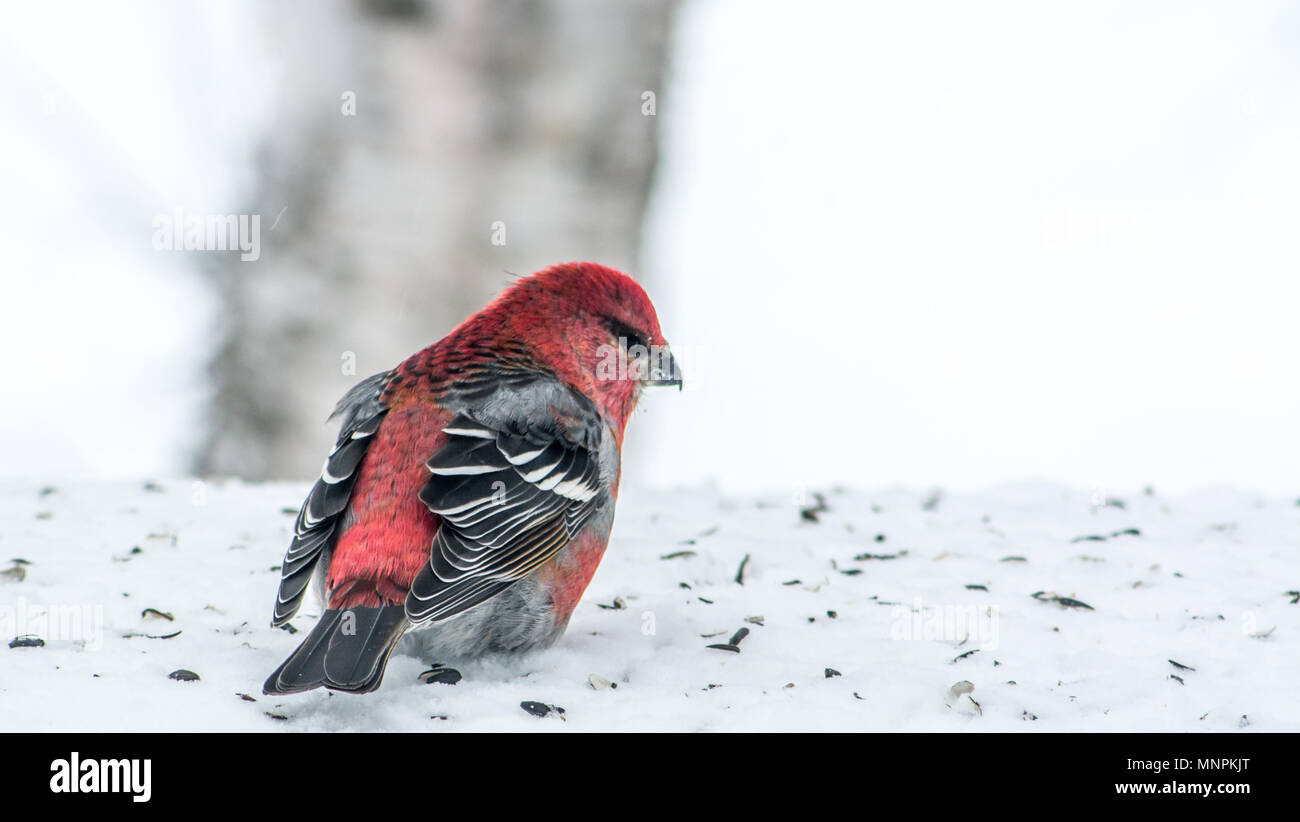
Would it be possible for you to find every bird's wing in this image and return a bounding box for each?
[405,373,607,623]
[271,371,391,626]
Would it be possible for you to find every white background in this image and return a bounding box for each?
[2,0,1298,497]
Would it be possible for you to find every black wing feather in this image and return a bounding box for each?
[405,378,607,624]
[270,371,391,626]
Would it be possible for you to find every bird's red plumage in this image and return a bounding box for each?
[323,262,665,622]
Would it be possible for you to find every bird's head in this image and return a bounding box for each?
[486,262,681,432]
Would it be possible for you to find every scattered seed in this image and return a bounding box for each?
[953,649,980,663]
[659,550,696,560]
[825,667,841,678]
[706,643,741,653]
[853,692,864,700]
[800,492,830,522]
[1,565,26,582]
[1286,590,1299,605]
[744,616,765,626]
[520,701,562,719]
[734,553,751,586]
[168,669,200,682]
[874,533,886,543]
[839,568,863,576]
[1031,591,1094,610]
[946,680,974,702]
[853,552,898,561]
[965,584,988,591]
[9,635,44,648]
[1168,659,1196,672]
[826,610,837,619]
[1071,535,1107,543]
[596,597,628,610]
[698,596,714,604]
[264,712,289,721]
[728,627,750,646]
[1022,710,1038,721]
[1170,674,1184,685]
[782,579,801,586]
[236,693,257,702]
[1111,528,1141,538]
[140,608,174,621]
[418,666,462,685]
[1000,556,1027,563]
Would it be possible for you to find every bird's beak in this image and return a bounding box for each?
[643,346,683,390]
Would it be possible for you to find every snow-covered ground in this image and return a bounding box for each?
[1,479,1296,731]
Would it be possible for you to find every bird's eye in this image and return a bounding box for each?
[606,318,648,351]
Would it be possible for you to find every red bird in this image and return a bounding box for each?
[264,262,680,694]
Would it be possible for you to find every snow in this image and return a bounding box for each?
[2,479,1296,731]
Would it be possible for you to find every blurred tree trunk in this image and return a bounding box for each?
[196,0,675,480]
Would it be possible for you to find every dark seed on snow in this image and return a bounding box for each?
[826,610,837,618]
[698,597,713,604]
[659,550,697,560]
[734,553,751,586]
[952,649,979,663]
[265,712,289,721]
[782,579,802,586]
[965,584,988,591]
[853,553,897,561]
[418,667,462,685]
[1071,535,1107,543]
[728,627,750,646]
[874,533,886,542]
[825,668,841,678]
[1168,659,1196,672]
[707,643,741,653]
[1000,556,1027,563]
[9,635,44,648]
[237,693,256,702]
[520,701,556,718]
[1056,597,1093,610]
[840,568,863,576]
[1170,674,1184,685]
[168,669,200,682]
[140,608,174,621]
[1111,528,1141,538]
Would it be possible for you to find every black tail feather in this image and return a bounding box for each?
[264,606,409,695]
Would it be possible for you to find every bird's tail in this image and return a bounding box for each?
[263,606,409,695]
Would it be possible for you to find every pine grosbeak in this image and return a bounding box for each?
[264,262,680,694]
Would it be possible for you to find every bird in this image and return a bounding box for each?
[263,262,680,694]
